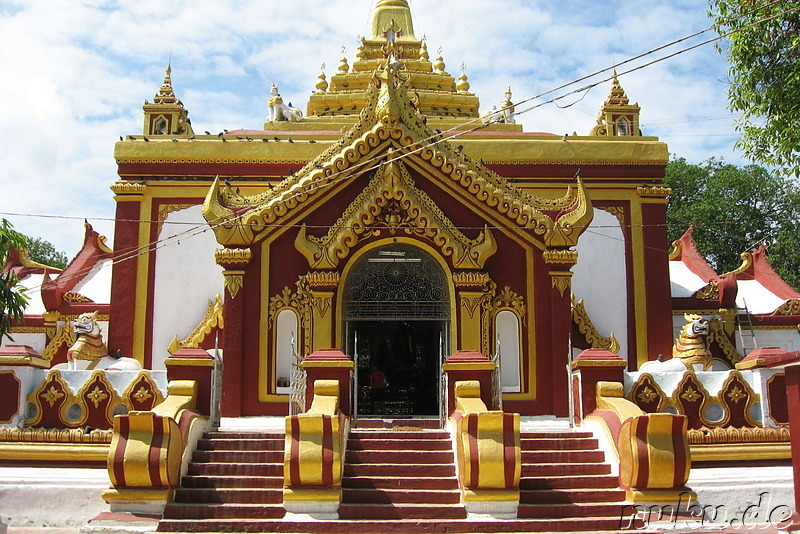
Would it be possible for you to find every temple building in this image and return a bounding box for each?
[2,0,800,531]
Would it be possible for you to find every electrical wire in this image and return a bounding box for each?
[6,1,798,294]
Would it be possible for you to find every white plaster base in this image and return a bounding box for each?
[465,501,519,519]
[219,416,286,432]
[282,504,339,520]
[106,500,166,516]
[0,467,109,527]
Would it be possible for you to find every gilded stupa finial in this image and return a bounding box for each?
[153,63,178,105]
[371,0,415,40]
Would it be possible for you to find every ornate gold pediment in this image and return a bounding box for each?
[294,159,497,269]
[202,64,593,250]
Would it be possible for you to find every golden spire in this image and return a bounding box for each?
[605,71,630,106]
[371,0,416,40]
[153,64,178,105]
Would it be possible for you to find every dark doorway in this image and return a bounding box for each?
[347,320,447,416]
[342,244,451,418]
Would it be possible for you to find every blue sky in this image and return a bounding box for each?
[0,0,743,258]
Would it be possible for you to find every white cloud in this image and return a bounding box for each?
[0,0,746,259]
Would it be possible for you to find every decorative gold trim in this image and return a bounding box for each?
[215,248,253,266]
[636,186,671,197]
[74,371,120,427]
[493,286,526,317]
[223,272,244,299]
[63,292,93,303]
[551,273,572,297]
[694,282,719,300]
[0,427,112,443]
[121,371,165,410]
[110,180,146,195]
[0,443,110,462]
[708,317,743,366]
[717,371,759,428]
[542,249,578,265]
[598,206,625,228]
[305,271,341,288]
[687,426,789,444]
[157,204,193,237]
[720,252,753,278]
[572,296,620,353]
[771,299,800,316]
[453,272,490,288]
[668,238,682,261]
[41,322,76,363]
[294,160,497,270]
[167,294,224,354]
[689,442,791,461]
[269,279,313,355]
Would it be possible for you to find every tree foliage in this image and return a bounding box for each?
[709,0,800,176]
[0,219,29,340]
[665,157,800,289]
[24,236,68,269]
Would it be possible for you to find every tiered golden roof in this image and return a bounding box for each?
[306,0,480,122]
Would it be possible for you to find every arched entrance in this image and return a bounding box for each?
[342,244,450,417]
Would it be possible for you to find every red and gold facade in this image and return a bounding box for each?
[106,0,673,419]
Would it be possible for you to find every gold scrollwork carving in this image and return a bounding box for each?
[167,294,224,354]
[771,299,800,316]
[598,205,626,228]
[157,204,193,237]
[708,317,743,366]
[551,273,572,297]
[294,160,497,270]
[269,279,313,354]
[223,272,244,299]
[41,322,76,362]
[694,282,719,301]
[572,296,620,353]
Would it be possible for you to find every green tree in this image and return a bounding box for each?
[709,0,800,176]
[665,157,800,289]
[0,219,29,340]
[24,236,68,269]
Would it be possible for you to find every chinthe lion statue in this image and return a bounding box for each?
[65,311,142,371]
[639,313,713,373]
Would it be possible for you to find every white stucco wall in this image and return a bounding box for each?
[72,258,112,303]
[572,208,629,360]
[151,205,223,369]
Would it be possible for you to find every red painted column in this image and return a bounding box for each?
[108,182,145,359]
[215,247,252,417]
[784,364,800,527]
[544,250,578,418]
[302,349,355,417]
[442,350,495,416]
[571,348,626,422]
[641,198,674,361]
[165,347,215,416]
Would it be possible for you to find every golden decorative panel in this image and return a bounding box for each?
[167,294,224,354]
[572,296,620,353]
[294,160,497,269]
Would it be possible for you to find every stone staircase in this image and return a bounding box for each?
[339,424,466,519]
[517,429,641,531]
[156,422,648,533]
[157,430,285,531]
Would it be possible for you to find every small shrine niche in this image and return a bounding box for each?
[591,73,641,137]
[142,64,194,136]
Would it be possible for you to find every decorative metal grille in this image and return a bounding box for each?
[289,333,306,416]
[491,333,503,411]
[343,245,450,321]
